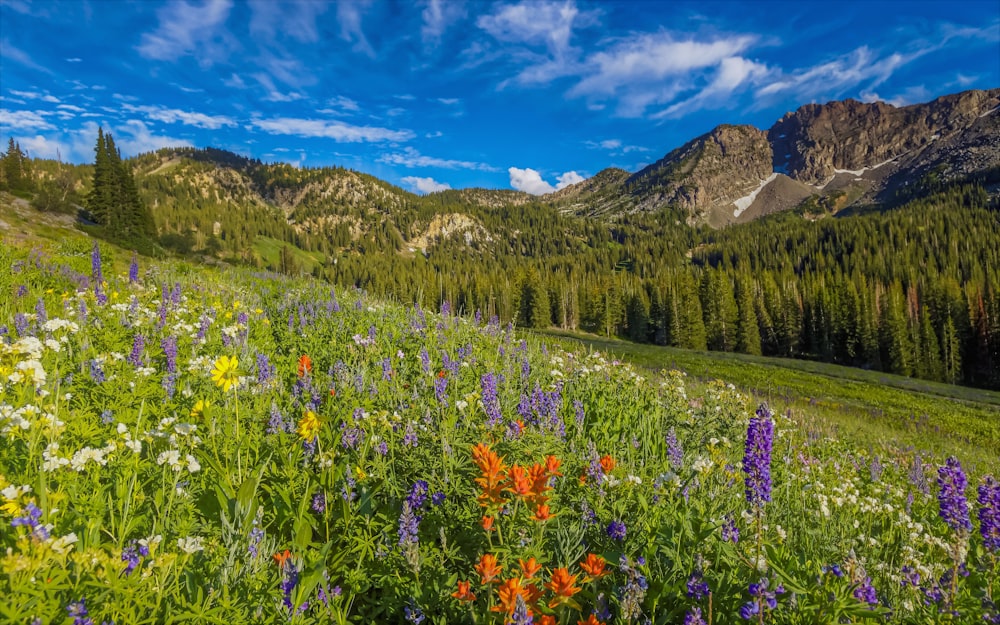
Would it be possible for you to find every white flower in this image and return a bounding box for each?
[157,449,181,469]
[185,454,200,473]
[177,536,204,553]
[50,532,78,554]
[14,360,46,385]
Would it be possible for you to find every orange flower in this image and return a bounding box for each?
[532,504,554,522]
[508,464,532,497]
[546,568,581,608]
[472,444,508,508]
[475,553,502,584]
[481,515,495,532]
[273,549,292,569]
[579,553,609,580]
[515,419,525,433]
[537,616,557,625]
[599,455,615,474]
[578,616,606,625]
[528,463,550,499]
[519,557,542,579]
[297,354,312,377]
[492,577,543,615]
[437,370,447,378]
[451,580,476,602]
[545,454,563,476]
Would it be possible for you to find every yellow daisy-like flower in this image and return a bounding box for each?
[190,400,210,419]
[297,411,321,441]
[210,355,239,393]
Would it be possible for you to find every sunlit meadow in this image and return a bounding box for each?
[0,240,997,624]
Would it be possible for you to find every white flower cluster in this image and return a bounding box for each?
[156,449,201,473]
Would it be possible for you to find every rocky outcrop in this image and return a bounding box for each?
[769,89,1000,186]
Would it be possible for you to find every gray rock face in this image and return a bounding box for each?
[768,89,1000,186]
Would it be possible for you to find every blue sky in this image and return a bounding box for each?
[1,0,998,195]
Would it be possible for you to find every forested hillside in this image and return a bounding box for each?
[4,144,998,390]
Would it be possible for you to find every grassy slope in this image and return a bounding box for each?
[538,329,1000,470]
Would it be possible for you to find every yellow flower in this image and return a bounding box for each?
[210,355,239,392]
[297,411,321,441]
[190,400,210,419]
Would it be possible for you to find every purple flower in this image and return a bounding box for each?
[607,519,627,541]
[433,375,448,406]
[35,298,47,327]
[127,334,145,368]
[743,403,774,507]
[686,571,709,600]
[419,347,430,374]
[407,481,429,509]
[853,576,879,606]
[376,441,388,456]
[14,312,29,337]
[312,492,327,513]
[402,422,418,447]
[431,491,445,506]
[667,427,683,470]
[978,475,1000,553]
[67,598,94,625]
[722,515,740,544]
[256,352,274,385]
[404,601,425,624]
[510,595,532,625]
[937,456,972,533]
[481,372,502,426]
[248,522,264,557]
[340,424,364,450]
[684,607,706,625]
[88,359,105,383]
[121,539,149,575]
[161,336,177,374]
[128,253,139,283]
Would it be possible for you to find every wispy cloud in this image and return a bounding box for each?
[0,109,55,131]
[585,139,649,154]
[250,116,414,143]
[756,45,915,102]
[249,0,328,43]
[654,55,769,119]
[337,0,376,58]
[402,175,451,194]
[477,0,599,85]
[1,39,52,74]
[568,32,757,117]
[508,166,584,194]
[379,146,497,171]
[120,104,237,129]
[136,0,236,66]
[421,0,466,45]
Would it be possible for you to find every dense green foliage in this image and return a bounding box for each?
[1,241,998,624]
[0,138,34,196]
[84,128,158,250]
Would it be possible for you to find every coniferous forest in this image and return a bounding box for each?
[3,141,998,390]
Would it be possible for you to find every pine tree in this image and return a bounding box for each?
[735,276,762,355]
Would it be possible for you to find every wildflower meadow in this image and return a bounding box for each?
[1,240,998,624]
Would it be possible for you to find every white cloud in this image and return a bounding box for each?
[421,0,466,44]
[0,109,55,131]
[137,0,236,66]
[556,171,585,188]
[249,0,327,43]
[756,46,918,103]
[402,176,451,194]
[120,104,237,129]
[379,147,497,171]
[223,73,247,89]
[337,0,375,57]
[1,39,52,74]
[9,90,60,103]
[508,166,585,194]
[324,95,361,113]
[113,120,193,155]
[437,98,460,105]
[568,32,756,117]
[57,104,86,113]
[655,55,769,119]
[18,134,71,160]
[66,57,82,63]
[251,116,414,143]
[477,0,599,85]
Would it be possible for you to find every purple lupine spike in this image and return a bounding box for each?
[937,456,971,533]
[667,427,683,470]
[977,476,1000,552]
[128,334,145,368]
[128,253,139,283]
[161,336,177,374]
[744,403,774,507]
[481,372,502,426]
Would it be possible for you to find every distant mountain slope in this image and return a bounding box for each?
[550,88,1000,225]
